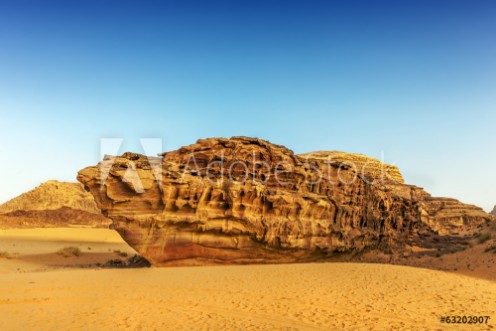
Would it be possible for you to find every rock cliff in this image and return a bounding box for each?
[0,181,111,228]
[78,137,493,266]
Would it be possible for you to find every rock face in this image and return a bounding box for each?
[78,137,493,266]
[491,206,496,217]
[0,181,111,228]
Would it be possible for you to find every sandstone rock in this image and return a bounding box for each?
[77,137,493,266]
[298,151,404,184]
[0,181,111,228]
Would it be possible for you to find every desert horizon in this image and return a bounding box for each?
[1,138,496,330]
[2,0,496,329]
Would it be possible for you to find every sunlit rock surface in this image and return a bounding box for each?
[78,137,493,266]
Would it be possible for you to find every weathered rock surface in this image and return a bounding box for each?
[298,151,404,184]
[0,181,111,228]
[78,137,494,266]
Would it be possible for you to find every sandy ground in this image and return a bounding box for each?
[0,228,137,273]
[0,229,495,330]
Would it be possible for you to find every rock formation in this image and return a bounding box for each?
[0,180,110,228]
[78,137,494,266]
[491,205,496,217]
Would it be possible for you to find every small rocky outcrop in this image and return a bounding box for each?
[0,181,111,228]
[78,137,493,266]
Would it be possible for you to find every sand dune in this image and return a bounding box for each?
[0,229,495,330]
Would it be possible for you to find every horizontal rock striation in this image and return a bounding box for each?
[78,137,493,266]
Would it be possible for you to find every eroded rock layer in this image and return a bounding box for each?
[77,137,493,266]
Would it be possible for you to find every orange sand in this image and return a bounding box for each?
[0,229,495,330]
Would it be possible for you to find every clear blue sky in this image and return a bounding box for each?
[0,0,495,210]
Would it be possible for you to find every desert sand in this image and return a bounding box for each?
[0,228,495,330]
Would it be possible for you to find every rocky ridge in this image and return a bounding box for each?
[0,181,111,228]
[78,137,494,266]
